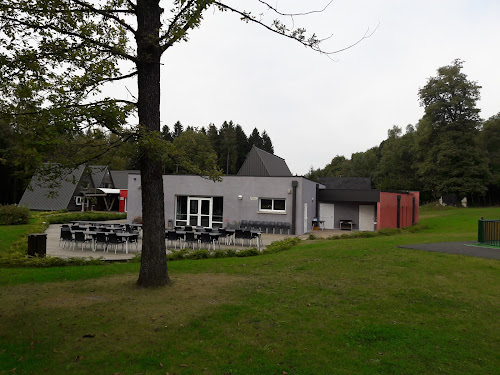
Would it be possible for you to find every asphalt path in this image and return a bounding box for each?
[398,241,500,260]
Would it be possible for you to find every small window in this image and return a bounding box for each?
[259,198,286,213]
[75,196,82,205]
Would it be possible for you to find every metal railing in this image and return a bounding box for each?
[478,219,500,247]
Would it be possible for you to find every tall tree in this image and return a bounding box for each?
[374,126,419,190]
[479,113,500,204]
[218,121,237,174]
[1,1,367,287]
[416,60,489,200]
[261,130,274,154]
[234,124,250,171]
[248,128,264,150]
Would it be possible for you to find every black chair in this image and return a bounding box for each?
[283,222,291,235]
[234,229,245,246]
[199,232,214,250]
[240,220,248,229]
[183,231,196,250]
[95,232,108,251]
[260,221,268,233]
[248,220,255,230]
[276,222,285,234]
[217,228,229,245]
[253,221,262,231]
[243,230,253,247]
[165,230,181,250]
[106,232,124,254]
[129,233,139,251]
[60,229,73,249]
[74,231,91,251]
[269,221,277,234]
[184,225,193,232]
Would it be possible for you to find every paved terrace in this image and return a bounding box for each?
[44,222,349,261]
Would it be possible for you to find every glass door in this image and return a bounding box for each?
[188,197,212,227]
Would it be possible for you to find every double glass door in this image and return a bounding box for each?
[188,197,212,227]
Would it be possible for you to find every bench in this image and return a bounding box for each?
[339,220,353,231]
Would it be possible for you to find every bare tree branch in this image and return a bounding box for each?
[213,1,376,55]
[257,0,334,17]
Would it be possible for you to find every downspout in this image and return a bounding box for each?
[397,195,401,228]
[291,180,298,235]
[412,196,416,225]
[315,184,319,220]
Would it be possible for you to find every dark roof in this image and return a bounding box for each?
[89,165,108,188]
[319,189,380,203]
[318,177,371,190]
[110,170,140,189]
[237,146,292,177]
[18,165,86,211]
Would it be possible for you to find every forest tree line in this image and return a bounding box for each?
[307,60,500,205]
[0,119,274,204]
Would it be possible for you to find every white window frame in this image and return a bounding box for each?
[75,196,82,205]
[259,198,286,213]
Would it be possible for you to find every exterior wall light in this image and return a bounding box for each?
[238,195,243,200]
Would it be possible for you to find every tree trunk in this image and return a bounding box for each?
[136,0,169,287]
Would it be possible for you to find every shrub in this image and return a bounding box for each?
[0,205,30,225]
[236,248,260,257]
[132,216,142,224]
[262,237,301,254]
[187,249,210,260]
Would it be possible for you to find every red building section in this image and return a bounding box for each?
[119,189,128,213]
[377,191,419,229]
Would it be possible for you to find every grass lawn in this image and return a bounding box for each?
[0,206,499,374]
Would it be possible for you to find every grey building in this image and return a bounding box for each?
[127,147,319,235]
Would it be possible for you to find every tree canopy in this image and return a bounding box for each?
[307,60,496,205]
[1,0,354,286]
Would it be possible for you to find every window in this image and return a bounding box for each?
[259,198,286,213]
[75,196,82,205]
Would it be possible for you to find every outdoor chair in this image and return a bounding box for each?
[74,231,91,251]
[60,229,73,249]
[283,222,291,235]
[106,232,124,254]
[276,222,285,234]
[253,221,262,231]
[269,221,277,234]
[129,233,139,251]
[260,221,269,233]
[198,232,214,251]
[240,220,248,229]
[248,220,255,230]
[217,228,230,245]
[165,230,181,250]
[242,230,253,247]
[183,231,196,250]
[184,225,193,232]
[234,229,245,246]
[95,232,107,251]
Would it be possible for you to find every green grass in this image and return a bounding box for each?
[0,206,499,374]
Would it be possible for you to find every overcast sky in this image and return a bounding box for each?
[150,0,499,175]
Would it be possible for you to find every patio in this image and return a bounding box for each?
[43,222,304,261]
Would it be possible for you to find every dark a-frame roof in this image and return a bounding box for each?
[237,146,292,177]
[18,165,87,211]
[89,165,109,188]
[110,170,140,189]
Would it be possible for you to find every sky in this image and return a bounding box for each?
[145,0,499,175]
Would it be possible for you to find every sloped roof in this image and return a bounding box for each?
[110,170,140,189]
[237,146,292,177]
[318,177,372,190]
[89,165,108,188]
[18,165,86,211]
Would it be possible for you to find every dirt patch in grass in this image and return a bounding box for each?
[2,272,247,315]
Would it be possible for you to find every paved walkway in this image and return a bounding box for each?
[398,241,500,260]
